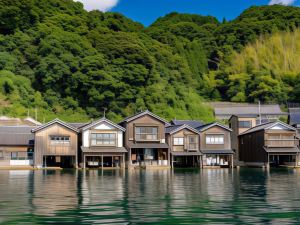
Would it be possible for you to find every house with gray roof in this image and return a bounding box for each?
[288,108,300,137]
[0,126,35,167]
[239,121,300,168]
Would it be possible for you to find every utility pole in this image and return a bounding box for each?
[258,101,262,125]
[35,108,38,122]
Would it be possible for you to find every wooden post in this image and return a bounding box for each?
[83,155,86,169]
[122,154,125,169]
[295,153,297,168]
[231,155,234,168]
[172,155,174,169]
[101,155,104,170]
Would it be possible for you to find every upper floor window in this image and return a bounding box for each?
[91,133,116,146]
[188,136,198,150]
[206,134,224,145]
[239,121,252,128]
[135,127,158,141]
[50,136,70,145]
[173,137,184,145]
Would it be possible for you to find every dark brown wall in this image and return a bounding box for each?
[239,130,267,163]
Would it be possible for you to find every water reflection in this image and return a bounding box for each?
[0,168,300,224]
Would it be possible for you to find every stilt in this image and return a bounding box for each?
[231,155,234,168]
[172,155,174,169]
[83,155,86,169]
[101,155,104,170]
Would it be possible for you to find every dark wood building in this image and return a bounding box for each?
[239,121,300,167]
[80,117,127,169]
[197,123,234,168]
[165,124,202,168]
[119,110,170,168]
[32,119,79,168]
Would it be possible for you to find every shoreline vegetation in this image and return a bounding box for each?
[0,1,300,123]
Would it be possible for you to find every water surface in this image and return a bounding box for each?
[0,168,300,224]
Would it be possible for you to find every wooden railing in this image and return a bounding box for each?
[265,139,298,147]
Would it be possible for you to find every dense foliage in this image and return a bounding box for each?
[0,1,299,122]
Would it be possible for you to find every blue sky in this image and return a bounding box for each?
[77,0,300,26]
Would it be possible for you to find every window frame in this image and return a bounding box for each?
[205,134,225,145]
[173,137,184,146]
[135,126,158,141]
[91,133,116,146]
[50,136,70,145]
[238,121,252,128]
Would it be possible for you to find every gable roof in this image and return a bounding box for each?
[239,121,296,136]
[289,108,300,125]
[31,118,79,133]
[196,122,232,132]
[170,119,204,129]
[165,124,200,134]
[119,110,170,125]
[81,117,126,132]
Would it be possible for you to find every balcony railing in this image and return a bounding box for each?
[265,139,298,148]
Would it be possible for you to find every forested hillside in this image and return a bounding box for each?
[0,0,299,122]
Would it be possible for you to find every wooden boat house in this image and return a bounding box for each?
[239,121,300,167]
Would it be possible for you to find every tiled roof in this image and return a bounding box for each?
[239,121,295,136]
[170,119,204,128]
[289,108,300,125]
[0,126,34,146]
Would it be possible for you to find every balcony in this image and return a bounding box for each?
[265,139,298,148]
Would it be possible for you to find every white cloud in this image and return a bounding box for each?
[268,0,295,5]
[76,0,119,12]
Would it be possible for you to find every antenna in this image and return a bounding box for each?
[103,107,107,118]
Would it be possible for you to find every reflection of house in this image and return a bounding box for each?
[0,126,35,167]
[239,121,300,167]
[210,102,286,121]
[32,119,79,168]
[80,117,127,169]
[119,110,170,168]
[165,124,202,168]
[197,123,234,168]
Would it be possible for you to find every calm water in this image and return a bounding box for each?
[0,168,300,224]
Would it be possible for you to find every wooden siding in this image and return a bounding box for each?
[265,130,297,148]
[34,123,78,167]
[200,126,231,151]
[123,114,166,148]
[167,128,199,152]
[239,130,267,163]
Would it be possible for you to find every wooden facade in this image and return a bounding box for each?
[239,121,300,167]
[33,120,78,168]
[198,123,234,168]
[80,118,126,169]
[119,111,170,168]
[166,125,202,168]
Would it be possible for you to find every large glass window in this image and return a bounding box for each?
[91,133,116,146]
[50,136,70,145]
[206,134,224,145]
[238,121,252,128]
[173,137,184,145]
[135,127,158,141]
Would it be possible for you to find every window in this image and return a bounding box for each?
[206,134,224,145]
[50,136,70,145]
[188,136,197,150]
[239,121,252,128]
[135,127,158,141]
[0,151,3,158]
[91,133,116,146]
[173,137,184,145]
[11,152,18,159]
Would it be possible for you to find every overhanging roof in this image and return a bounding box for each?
[201,149,234,154]
[264,147,300,153]
[31,118,79,133]
[171,151,202,156]
[81,147,127,153]
[119,110,170,125]
[128,143,169,149]
[81,117,125,132]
